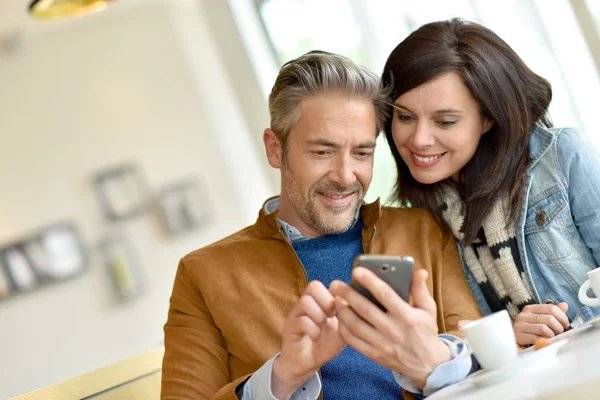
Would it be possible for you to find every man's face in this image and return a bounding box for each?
[266,93,378,237]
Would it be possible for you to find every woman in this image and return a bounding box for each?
[381,18,600,346]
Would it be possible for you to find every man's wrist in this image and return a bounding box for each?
[412,338,452,389]
[271,355,316,400]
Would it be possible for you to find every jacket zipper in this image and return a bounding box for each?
[278,229,309,287]
[368,226,377,253]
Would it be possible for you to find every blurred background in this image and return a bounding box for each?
[0,0,598,397]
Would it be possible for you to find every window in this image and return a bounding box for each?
[259,0,367,66]
[587,0,600,27]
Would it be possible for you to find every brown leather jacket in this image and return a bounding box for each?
[161,198,482,400]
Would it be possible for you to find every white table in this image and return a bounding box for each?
[429,325,600,400]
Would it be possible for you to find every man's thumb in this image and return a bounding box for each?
[411,269,436,316]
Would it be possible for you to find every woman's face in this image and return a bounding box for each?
[391,72,493,184]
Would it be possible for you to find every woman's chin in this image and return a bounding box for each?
[410,171,445,185]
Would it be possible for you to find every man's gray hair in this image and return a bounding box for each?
[268,50,390,150]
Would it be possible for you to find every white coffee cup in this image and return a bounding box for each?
[449,310,518,370]
[578,268,600,307]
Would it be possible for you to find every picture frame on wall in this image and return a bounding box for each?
[157,179,211,236]
[0,222,88,301]
[93,163,152,221]
[32,222,88,280]
[0,245,38,293]
[98,235,144,302]
[0,259,10,300]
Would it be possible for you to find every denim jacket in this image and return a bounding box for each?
[461,124,600,324]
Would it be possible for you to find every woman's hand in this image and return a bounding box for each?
[512,303,569,346]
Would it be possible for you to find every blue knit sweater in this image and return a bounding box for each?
[292,221,404,400]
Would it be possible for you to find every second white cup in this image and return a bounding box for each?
[578,268,600,307]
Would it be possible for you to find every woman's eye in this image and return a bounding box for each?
[438,120,457,127]
[397,114,414,122]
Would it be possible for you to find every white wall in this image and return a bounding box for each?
[0,0,274,397]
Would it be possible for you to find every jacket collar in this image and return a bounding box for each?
[360,197,382,228]
[252,196,383,239]
[528,124,555,171]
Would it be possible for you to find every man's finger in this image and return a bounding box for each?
[303,280,336,317]
[293,315,321,340]
[295,294,329,327]
[351,267,411,315]
[334,296,389,347]
[409,269,436,317]
[338,319,392,367]
[331,280,395,334]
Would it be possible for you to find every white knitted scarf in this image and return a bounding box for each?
[440,186,535,318]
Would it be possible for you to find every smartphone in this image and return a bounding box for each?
[351,255,414,311]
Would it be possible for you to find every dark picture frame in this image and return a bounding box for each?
[157,179,211,236]
[0,244,38,293]
[93,163,152,221]
[0,222,87,301]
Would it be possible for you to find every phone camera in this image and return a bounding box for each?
[380,264,390,273]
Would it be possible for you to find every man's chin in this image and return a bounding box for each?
[313,207,358,234]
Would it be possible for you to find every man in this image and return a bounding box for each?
[161,51,482,400]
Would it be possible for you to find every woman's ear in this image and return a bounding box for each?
[263,128,283,169]
[482,118,495,135]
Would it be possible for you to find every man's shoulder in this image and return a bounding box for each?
[181,223,262,266]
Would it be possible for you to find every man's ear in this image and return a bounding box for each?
[264,128,283,169]
[482,118,495,135]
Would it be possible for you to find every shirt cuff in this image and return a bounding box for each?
[242,353,321,400]
[393,334,475,397]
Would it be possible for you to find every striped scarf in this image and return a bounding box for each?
[440,186,535,318]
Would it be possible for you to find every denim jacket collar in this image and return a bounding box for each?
[528,124,555,170]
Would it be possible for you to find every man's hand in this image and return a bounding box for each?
[272,281,346,400]
[330,267,450,389]
[513,303,569,346]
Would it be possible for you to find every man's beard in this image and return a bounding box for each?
[283,162,364,235]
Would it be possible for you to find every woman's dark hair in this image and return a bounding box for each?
[381,18,552,245]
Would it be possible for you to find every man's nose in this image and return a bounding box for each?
[330,155,357,188]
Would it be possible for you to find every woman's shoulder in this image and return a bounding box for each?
[529,125,591,165]
[529,125,600,193]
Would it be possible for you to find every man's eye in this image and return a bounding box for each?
[313,150,329,156]
[356,151,373,158]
